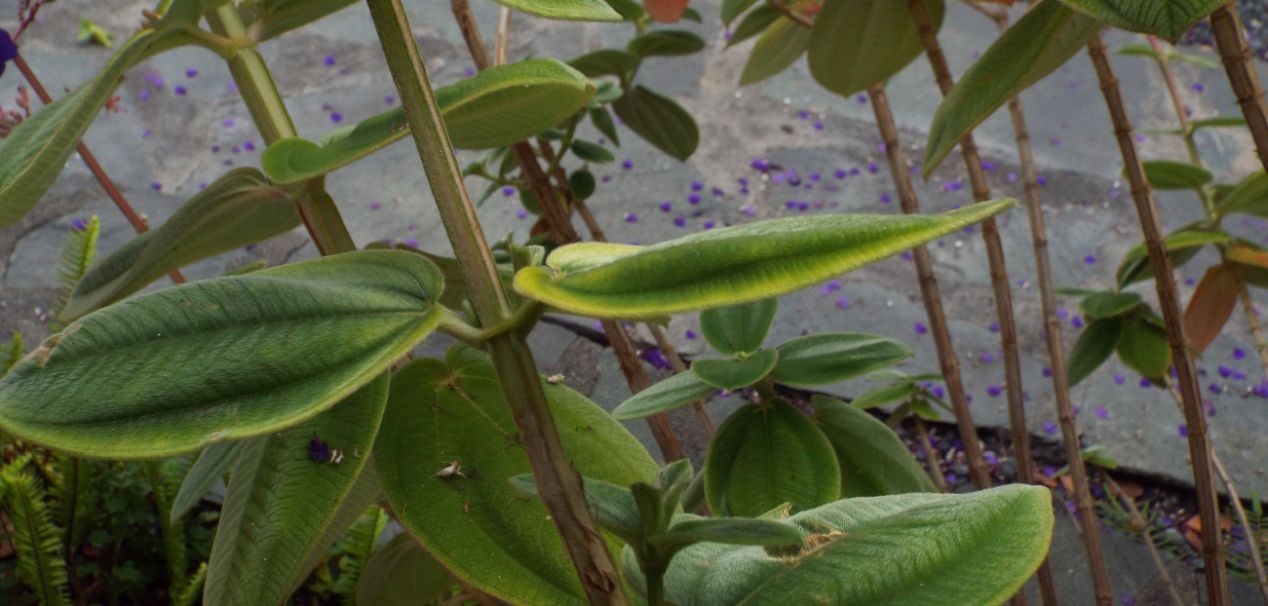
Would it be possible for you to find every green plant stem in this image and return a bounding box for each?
[1210,3,1268,173]
[1087,32,1230,606]
[205,6,355,256]
[364,1,627,603]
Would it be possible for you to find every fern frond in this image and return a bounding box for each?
[144,460,189,600]
[173,562,208,606]
[54,216,100,316]
[50,454,96,553]
[2,331,23,376]
[1,456,71,606]
[332,506,388,604]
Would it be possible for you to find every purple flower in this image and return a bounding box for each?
[688,194,702,205]
[691,180,703,191]
[515,209,528,219]
[658,200,672,212]
[323,54,336,67]
[243,140,256,152]
[987,385,1002,397]
[1043,421,1058,436]
[989,322,999,333]
[150,182,162,192]
[502,186,516,197]
[835,296,850,309]
[685,329,698,340]
[1218,365,1233,378]
[1083,254,1097,265]
[834,169,848,179]
[980,352,994,364]
[70,218,89,231]
[1094,406,1108,419]
[1042,367,1052,378]
[624,212,638,223]
[640,348,672,370]
[1191,82,1205,93]
[621,159,634,170]
[866,162,879,174]
[1071,316,1084,329]
[330,112,343,123]
[1234,347,1246,360]
[185,67,199,78]
[880,193,892,204]
[369,201,382,210]
[1178,424,1189,438]
[309,435,331,462]
[1113,373,1126,385]
[173,85,187,96]
[673,216,687,228]
[914,322,928,335]
[703,221,715,230]
[856,94,868,104]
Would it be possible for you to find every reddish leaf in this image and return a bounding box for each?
[1226,243,1268,269]
[645,0,689,22]
[1185,264,1240,354]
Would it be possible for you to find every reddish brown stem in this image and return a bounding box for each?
[913,417,949,492]
[1210,3,1268,173]
[1104,476,1185,606]
[1087,32,1229,606]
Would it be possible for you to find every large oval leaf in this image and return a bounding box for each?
[705,400,840,517]
[0,250,442,458]
[923,1,1100,176]
[1067,317,1122,386]
[1116,315,1171,380]
[807,0,945,97]
[691,349,779,390]
[514,200,1014,319]
[204,374,389,606]
[769,333,912,387]
[611,85,699,161]
[375,346,656,606]
[1056,0,1223,42]
[1214,171,1268,218]
[740,17,811,86]
[261,59,596,184]
[494,0,623,21]
[62,168,298,320]
[700,298,777,355]
[811,396,936,497]
[1141,159,1213,190]
[610,371,717,420]
[641,485,1053,605]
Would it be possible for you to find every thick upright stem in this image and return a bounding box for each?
[867,84,991,491]
[1210,3,1268,172]
[366,2,625,601]
[1087,32,1229,605]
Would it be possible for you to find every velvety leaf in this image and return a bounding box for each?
[1185,264,1239,354]
[62,168,298,320]
[1079,291,1143,319]
[656,515,802,552]
[569,49,642,78]
[1068,317,1123,386]
[262,59,596,183]
[204,374,389,606]
[808,0,945,97]
[1055,0,1224,42]
[691,349,780,390]
[812,396,936,497]
[627,30,706,58]
[722,0,760,24]
[740,17,811,86]
[170,440,248,523]
[238,0,359,40]
[1116,228,1230,287]
[1116,315,1171,380]
[923,1,1099,175]
[849,383,918,410]
[0,251,442,458]
[1215,171,1268,218]
[355,534,452,606]
[728,4,780,47]
[509,474,643,540]
[1141,159,1213,190]
[493,0,622,21]
[289,463,385,596]
[641,485,1053,606]
[603,0,647,21]
[375,347,656,606]
[770,333,912,387]
[705,400,841,517]
[514,200,1013,319]
[611,371,717,420]
[645,0,690,22]
[699,298,777,355]
[612,85,699,161]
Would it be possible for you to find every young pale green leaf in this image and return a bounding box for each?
[1056,0,1224,43]
[705,400,840,517]
[1116,228,1229,287]
[510,474,644,540]
[515,200,1014,319]
[923,1,1100,176]
[691,349,780,390]
[612,85,699,161]
[740,17,811,86]
[700,298,778,355]
[1068,317,1123,386]
[770,333,912,387]
[355,534,453,606]
[1080,291,1143,319]
[569,49,642,78]
[721,0,759,24]
[493,0,622,21]
[812,396,936,497]
[727,4,781,47]
[1141,159,1213,190]
[238,0,359,40]
[62,168,298,320]
[642,485,1053,606]
[375,347,656,606]
[0,27,191,226]
[627,30,707,58]
[654,515,802,553]
[0,250,442,458]
[850,383,918,411]
[262,59,595,184]
[611,371,717,420]
[1115,315,1171,380]
[170,439,248,523]
[1215,171,1268,218]
[204,374,389,606]
[1190,115,1247,131]
[808,0,945,98]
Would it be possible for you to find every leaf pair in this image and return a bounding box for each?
[1068,292,1169,385]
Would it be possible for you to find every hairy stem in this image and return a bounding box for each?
[1087,32,1229,605]
[1210,3,1268,172]
[365,2,627,602]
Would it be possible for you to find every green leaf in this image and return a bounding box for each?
[923,1,1100,176]
[1116,315,1171,380]
[205,374,389,606]
[770,333,912,387]
[375,347,656,606]
[812,395,936,497]
[1,333,23,377]
[62,168,298,320]
[740,17,811,86]
[603,0,647,21]
[611,371,717,420]
[77,18,113,47]
[331,506,388,600]
[612,85,699,161]
[291,463,386,597]
[569,49,642,78]
[1141,159,1213,190]
[627,30,706,58]
[170,439,247,523]
[1116,228,1229,287]
[722,0,760,25]
[0,250,442,458]
[509,474,644,540]
[55,215,100,317]
[570,169,597,200]
[1055,0,1224,42]
[655,515,802,552]
[850,382,918,410]
[691,349,780,390]
[700,298,778,355]
[808,0,945,98]
[1115,42,1162,59]
[1189,115,1247,131]
[570,139,616,163]
[1068,317,1123,386]
[1,458,71,606]
[515,200,1014,319]
[355,534,452,606]
[493,0,623,21]
[727,4,780,47]
[261,59,596,184]
[705,400,841,517]
[1215,171,1268,218]
[238,0,360,41]
[644,485,1054,606]
[1079,291,1143,319]
[0,27,191,226]
[590,107,621,145]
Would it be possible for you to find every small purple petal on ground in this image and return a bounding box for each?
[173,85,187,96]
[150,182,162,192]
[688,194,701,205]
[1234,347,1246,360]
[1043,421,1058,436]
[685,329,698,340]
[866,162,878,174]
[659,200,672,212]
[691,180,703,191]
[502,186,516,197]
[1178,424,1189,438]
[914,322,928,335]
[1094,406,1108,419]
[1042,367,1052,377]
[324,54,336,66]
[405,238,419,248]
[330,112,343,123]
[369,202,382,210]
[624,213,638,223]
[515,209,528,219]
[622,159,634,170]
[987,385,1002,397]
[674,216,686,228]
[1114,373,1126,385]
